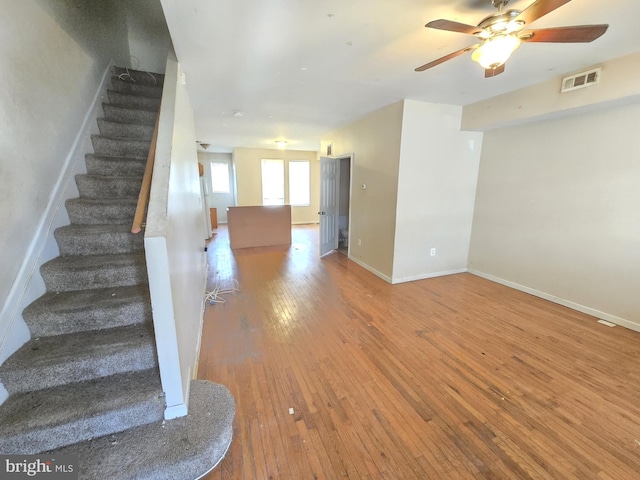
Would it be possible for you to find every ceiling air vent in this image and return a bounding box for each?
[561,68,601,93]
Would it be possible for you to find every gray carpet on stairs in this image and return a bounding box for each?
[52,381,235,480]
[0,66,234,478]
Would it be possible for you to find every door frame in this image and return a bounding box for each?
[338,154,354,257]
[319,153,354,257]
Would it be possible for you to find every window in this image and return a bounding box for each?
[289,161,310,206]
[210,162,230,193]
[261,159,284,205]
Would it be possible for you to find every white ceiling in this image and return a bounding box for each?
[159,0,640,152]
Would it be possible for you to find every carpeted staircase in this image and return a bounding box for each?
[0,67,234,478]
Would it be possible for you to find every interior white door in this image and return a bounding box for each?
[319,156,338,256]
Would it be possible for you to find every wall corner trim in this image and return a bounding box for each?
[347,256,393,284]
[391,268,468,285]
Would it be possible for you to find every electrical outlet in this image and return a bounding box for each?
[430,248,436,257]
[358,239,362,246]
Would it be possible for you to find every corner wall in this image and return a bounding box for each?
[145,51,207,418]
[322,102,404,280]
[392,101,482,283]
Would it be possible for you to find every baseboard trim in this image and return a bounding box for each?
[347,256,393,284]
[391,268,468,285]
[0,61,115,369]
[468,269,640,333]
[164,403,189,420]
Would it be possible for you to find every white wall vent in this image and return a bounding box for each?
[561,67,601,93]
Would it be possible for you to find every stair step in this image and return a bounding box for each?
[110,77,163,98]
[107,90,161,111]
[85,154,146,177]
[113,67,164,87]
[91,135,151,158]
[66,197,137,225]
[52,380,234,479]
[76,174,142,200]
[0,323,157,395]
[23,284,151,337]
[97,118,155,140]
[55,224,144,256]
[41,252,146,292]
[0,369,164,454]
[102,103,157,125]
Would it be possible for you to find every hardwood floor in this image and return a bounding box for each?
[199,225,640,480]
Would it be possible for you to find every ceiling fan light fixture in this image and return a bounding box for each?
[471,34,521,69]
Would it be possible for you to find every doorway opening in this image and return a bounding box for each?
[319,154,353,257]
[337,156,351,255]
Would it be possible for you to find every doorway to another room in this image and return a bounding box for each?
[319,154,352,257]
[337,156,351,255]
[199,152,237,231]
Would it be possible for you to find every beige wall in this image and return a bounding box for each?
[233,147,320,224]
[468,103,640,329]
[322,102,404,280]
[393,100,482,283]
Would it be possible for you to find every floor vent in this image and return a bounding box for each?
[561,68,601,93]
[597,319,616,327]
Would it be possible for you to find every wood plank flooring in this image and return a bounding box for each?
[199,224,640,480]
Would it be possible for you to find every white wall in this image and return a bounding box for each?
[468,103,640,330]
[123,0,171,73]
[321,102,404,280]
[392,101,482,283]
[0,0,130,367]
[145,51,206,418]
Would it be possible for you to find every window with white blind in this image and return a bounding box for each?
[288,161,310,206]
[261,159,285,205]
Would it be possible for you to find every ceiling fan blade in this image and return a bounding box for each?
[514,0,572,25]
[415,45,479,72]
[425,19,483,36]
[485,64,505,78]
[520,25,609,43]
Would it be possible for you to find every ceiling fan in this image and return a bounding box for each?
[415,0,608,78]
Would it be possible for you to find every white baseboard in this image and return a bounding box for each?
[164,403,189,420]
[0,61,115,371]
[391,268,468,285]
[468,269,640,333]
[347,256,393,283]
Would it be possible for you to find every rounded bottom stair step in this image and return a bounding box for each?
[51,380,235,480]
